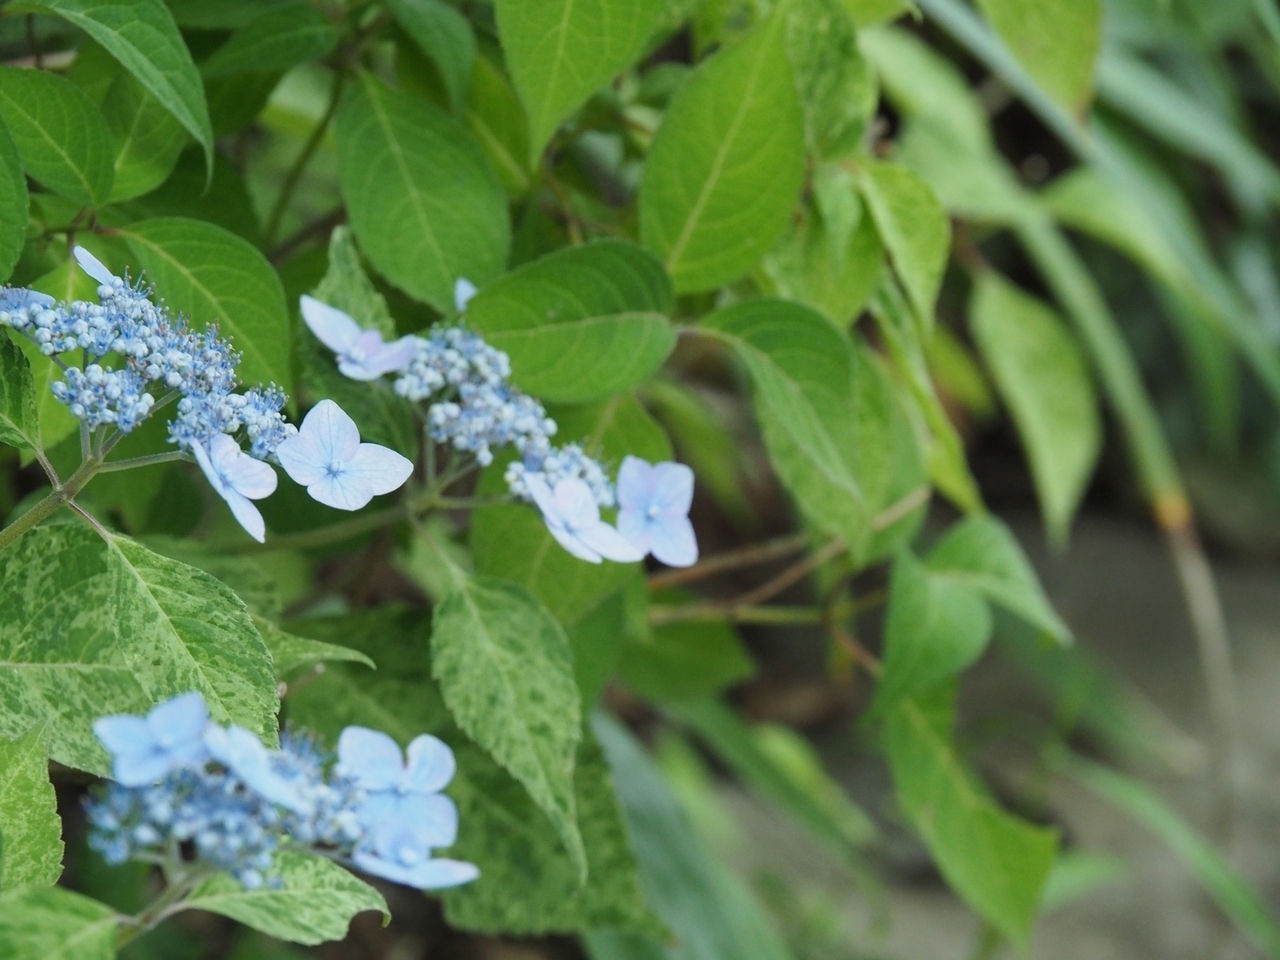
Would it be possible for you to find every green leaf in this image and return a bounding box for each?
[885,686,1058,947]
[702,299,869,556]
[387,0,475,113]
[844,0,914,26]
[465,50,532,197]
[337,72,510,313]
[187,852,387,945]
[0,525,278,774]
[0,885,117,959]
[444,732,664,936]
[101,67,188,203]
[866,550,991,720]
[0,66,114,206]
[620,592,755,702]
[432,574,585,878]
[668,699,875,864]
[470,393,671,627]
[973,0,1100,114]
[495,0,668,161]
[926,515,1070,644]
[120,217,291,392]
[640,13,805,292]
[202,2,338,78]
[855,160,950,333]
[784,0,876,159]
[0,332,39,452]
[466,240,676,403]
[142,536,284,618]
[567,587,627,709]
[166,0,292,28]
[22,0,213,170]
[254,617,374,682]
[0,723,63,890]
[588,713,797,960]
[0,114,26,283]
[970,272,1101,543]
[311,225,395,338]
[1063,755,1280,957]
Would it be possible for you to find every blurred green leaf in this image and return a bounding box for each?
[186,852,387,945]
[1039,850,1125,912]
[495,0,668,161]
[101,69,187,203]
[867,550,991,720]
[253,617,374,682]
[641,13,805,292]
[0,333,39,453]
[0,67,114,207]
[432,573,586,879]
[467,240,675,404]
[119,217,292,393]
[21,0,214,170]
[466,50,532,196]
[0,723,62,891]
[0,114,25,284]
[970,272,1101,543]
[886,685,1058,947]
[0,885,117,959]
[337,72,510,313]
[388,0,476,113]
[620,595,755,702]
[843,0,915,27]
[784,0,876,158]
[973,0,1101,114]
[201,3,337,78]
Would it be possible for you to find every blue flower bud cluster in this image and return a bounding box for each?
[86,693,478,892]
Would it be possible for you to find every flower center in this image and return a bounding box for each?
[326,459,345,477]
[647,503,661,519]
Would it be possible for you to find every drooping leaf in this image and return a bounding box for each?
[856,160,950,334]
[495,0,668,161]
[0,332,39,452]
[926,514,1071,644]
[470,393,671,627]
[885,686,1058,947]
[970,272,1101,543]
[640,13,805,292]
[973,0,1100,115]
[0,66,114,206]
[201,2,338,78]
[588,713,797,960]
[702,299,870,556]
[120,217,292,392]
[865,550,991,720]
[431,574,586,877]
[186,852,387,945]
[387,0,475,113]
[336,72,510,313]
[0,525,278,774]
[100,68,188,203]
[0,723,63,890]
[466,240,676,403]
[0,114,26,283]
[23,0,213,168]
[0,884,117,959]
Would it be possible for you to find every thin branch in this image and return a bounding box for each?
[648,534,807,589]
[872,485,932,531]
[268,208,347,267]
[729,537,848,609]
[264,71,346,248]
[97,451,189,473]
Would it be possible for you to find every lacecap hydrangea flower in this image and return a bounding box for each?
[301,284,698,567]
[86,692,477,892]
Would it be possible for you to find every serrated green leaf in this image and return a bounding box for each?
[974,0,1100,115]
[0,114,26,283]
[337,72,509,313]
[255,616,374,681]
[927,514,1070,644]
[495,0,668,161]
[387,0,475,113]
[0,884,117,959]
[21,0,213,169]
[0,723,63,890]
[856,160,950,334]
[0,66,114,206]
[784,0,875,158]
[101,67,187,202]
[866,550,991,720]
[0,332,39,452]
[431,574,586,878]
[702,299,870,556]
[142,536,283,618]
[187,852,387,945]
[470,393,671,627]
[970,272,1101,543]
[311,225,395,339]
[886,686,1058,947]
[0,525,278,774]
[202,2,337,78]
[640,13,805,292]
[467,240,676,403]
[119,217,291,392]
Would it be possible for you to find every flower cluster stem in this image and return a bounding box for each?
[0,456,100,552]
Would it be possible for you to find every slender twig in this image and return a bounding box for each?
[80,421,91,461]
[33,449,59,486]
[65,500,112,542]
[648,534,808,589]
[828,622,882,678]
[544,170,584,245]
[872,485,932,531]
[268,208,346,266]
[0,457,100,552]
[97,451,189,473]
[264,71,346,248]
[648,590,886,628]
[729,537,848,609]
